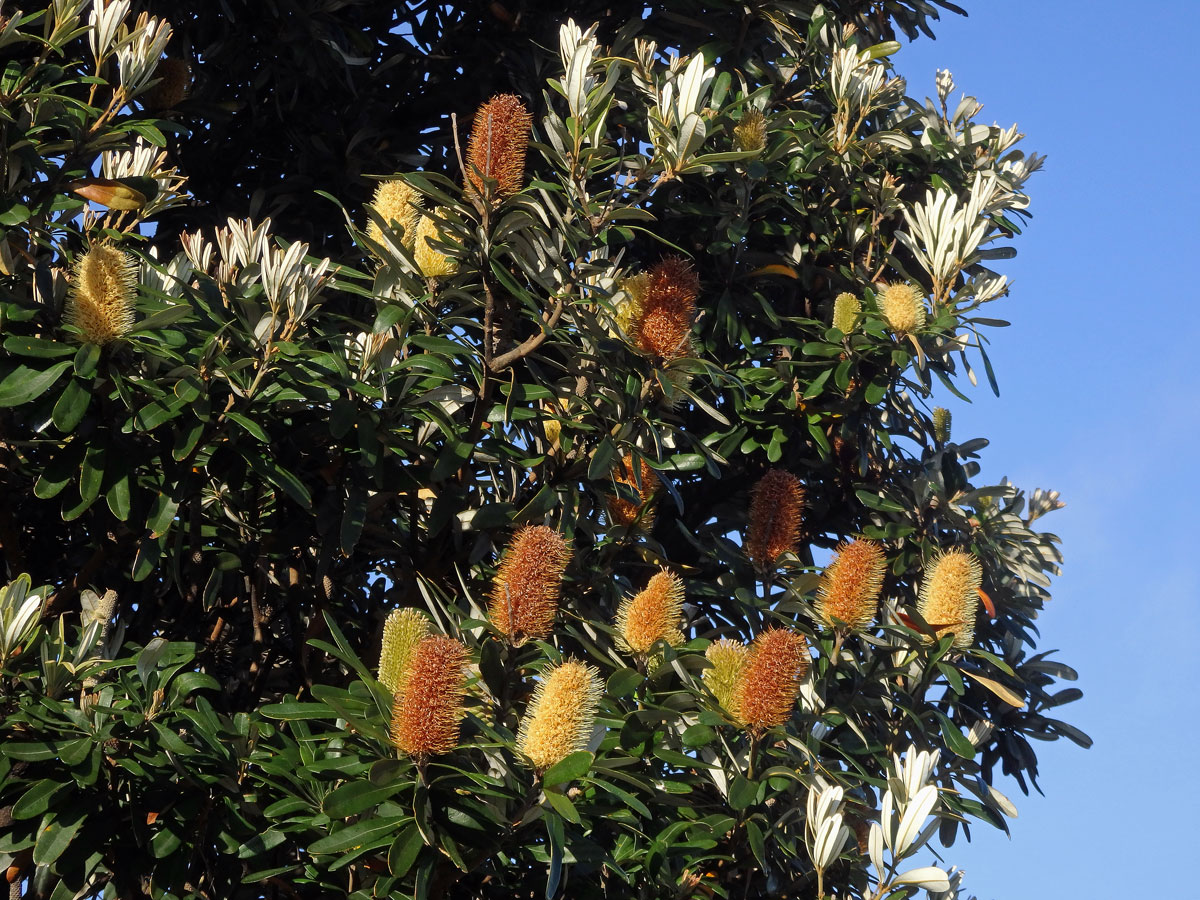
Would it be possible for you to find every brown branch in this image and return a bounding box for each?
[488,297,566,373]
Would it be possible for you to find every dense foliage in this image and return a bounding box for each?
[0,2,1087,898]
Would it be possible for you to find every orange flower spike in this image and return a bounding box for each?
[634,256,699,360]
[465,93,532,206]
[745,469,805,570]
[815,539,887,632]
[390,635,469,759]
[732,628,810,735]
[487,525,571,645]
[608,455,659,528]
[616,568,686,655]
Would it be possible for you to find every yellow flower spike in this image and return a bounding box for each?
[732,628,810,735]
[734,108,767,154]
[917,548,983,649]
[614,272,651,337]
[516,659,603,773]
[413,211,459,278]
[487,525,571,645]
[877,282,927,335]
[616,568,686,655]
[390,635,468,760]
[378,608,430,694]
[745,469,805,570]
[366,179,423,249]
[66,243,139,345]
[465,93,532,206]
[832,291,861,334]
[815,539,886,632]
[703,638,749,713]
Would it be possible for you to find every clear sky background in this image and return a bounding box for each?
[894,2,1200,896]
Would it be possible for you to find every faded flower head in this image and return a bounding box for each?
[616,568,685,655]
[917,549,983,648]
[390,635,468,759]
[367,179,423,249]
[703,638,749,713]
[832,291,861,335]
[877,282,927,335]
[932,407,952,444]
[734,108,767,154]
[143,56,190,110]
[516,659,602,772]
[488,525,571,645]
[745,469,805,570]
[815,539,886,632]
[466,94,532,206]
[633,256,699,360]
[732,627,810,735]
[413,211,459,278]
[66,243,139,344]
[378,608,430,694]
[607,454,659,528]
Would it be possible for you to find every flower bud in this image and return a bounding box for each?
[832,291,861,334]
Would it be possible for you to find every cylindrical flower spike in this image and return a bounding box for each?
[366,179,423,249]
[66,243,139,345]
[390,635,468,759]
[634,256,699,360]
[413,211,459,278]
[703,638,749,713]
[832,291,861,335]
[613,272,650,338]
[877,282,927,335]
[734,108,767,154]
[143,57,190,110]
[516,659,603,773]
[487,525,571,645]
[745,469,805,570]
[616,568,685,655]
[916,549,983,648]
[465,94,532,206]
[378,608,431,694]
[932,407,952,444]
[815,539,887,632]
[732,627,810,735]
[607,454,659,528]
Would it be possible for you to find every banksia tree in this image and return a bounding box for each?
[877,282,927,335]
[607,454,659,528]
[917,549,984,649]
[832,291,861,334]
[65,243,138,345]
[488,526,571,644]
[465,93,532,207]
[814,540,887,633]
[516,660,602,773]
[390,635,469,760]
[366,179,422,248]
[746,469,805,570]
[615,568,685,655]
[633,256,699,360]
[378,608,430,694]
[703,638,749,713]
[732,628,810,735]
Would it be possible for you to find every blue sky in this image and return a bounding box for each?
[896,1,1200,896]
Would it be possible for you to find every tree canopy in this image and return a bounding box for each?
[0,1,1087,898]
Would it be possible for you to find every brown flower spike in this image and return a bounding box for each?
[390,635,468,759]
[745,469,805,570]
[488,526,571,645]
[634,256,699,360]
[616,568,685,655]
[815,539,887,632]
[607,455,659,528]
[465,94,532,206]
[66,243,139,345]
[917,549,983,649]
[732,628,810,735]
[516,660,603,772]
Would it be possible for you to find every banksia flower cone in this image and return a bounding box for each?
[66,243,139,345]
[877,282,927,335]
[832,292,861,334]
[488,526,571,645]
[613,272,650,337]
[466,94,532,205]
[413,211,459,278]
[390,635,468,759]
[703,638,749,713]
[144,57,190,110]
[633,257,699,360]
[366,179,423,249]
[516,660,602,772]
[734,108,767,154]
[607,455,659,528]
[815,539,886,632]
[732,628,809,734]
[378,608,430,694]
[616,568,685,655]
[932,407,952,444]
[746,469,805,570]
[917,549,983,649]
